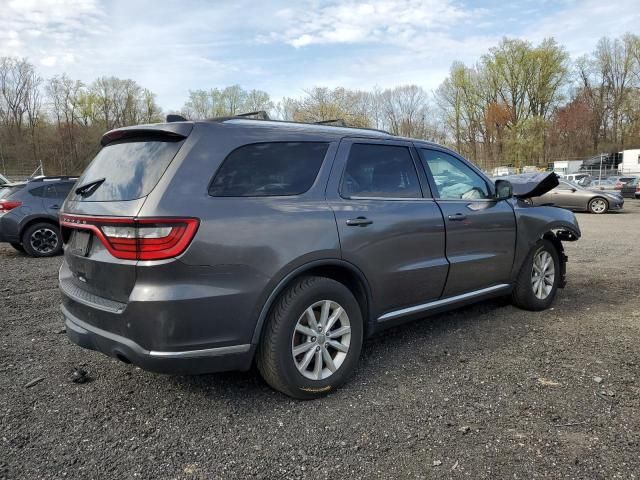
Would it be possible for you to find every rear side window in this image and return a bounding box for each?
[47,182,76,199]
[341,144,422,198]
[209,142,329,197]
[70,138,184,202]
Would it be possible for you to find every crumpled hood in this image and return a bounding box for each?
[494,172,559,199]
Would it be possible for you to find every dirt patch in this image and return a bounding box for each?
[2,202,640,479]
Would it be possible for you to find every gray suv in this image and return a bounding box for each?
[0,176,78,257]
[59,118,580,398]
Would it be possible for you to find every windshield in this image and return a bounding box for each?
[69,137,185,202]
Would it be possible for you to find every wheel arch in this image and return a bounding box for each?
[251,259,373,345]
[19,215,60,240]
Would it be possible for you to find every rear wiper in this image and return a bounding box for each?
[75,178,106,197]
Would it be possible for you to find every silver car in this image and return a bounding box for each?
[532,179,624,214]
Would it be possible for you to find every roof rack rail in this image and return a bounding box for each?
[235,110,270,120]
[209,111,271,122]
[209,112,394,135]
[29,175,79,182]
[313,119,347,127]
[167,114,188,122]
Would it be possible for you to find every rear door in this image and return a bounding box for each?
[417,147,516,297]
[327,138,448,318]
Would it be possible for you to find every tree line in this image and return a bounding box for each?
[1,33,639,177]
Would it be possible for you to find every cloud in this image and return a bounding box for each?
[0,0,105,60]
[260,0,485,49]
[0,0,637,112]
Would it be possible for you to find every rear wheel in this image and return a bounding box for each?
[22,222,62,257]
[256,276,363,399]
[10,242,25,253]
[512,239,560,311]
[588,197,608,214]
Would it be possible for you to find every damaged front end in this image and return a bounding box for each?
[500,172,581,288]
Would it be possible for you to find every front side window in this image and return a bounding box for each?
[209,142,329,197]
[341,144,422,199]
[419,149,490,200]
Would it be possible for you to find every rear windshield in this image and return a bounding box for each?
[209,142,329,197]
[0,185,24,199]
[70,137,184,202]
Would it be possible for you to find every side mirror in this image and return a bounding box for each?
[495,179,513,200]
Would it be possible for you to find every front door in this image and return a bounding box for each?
[326,139,449,317]
[417,147,516,297]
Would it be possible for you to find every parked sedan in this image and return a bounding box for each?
[531,179,624,214]
[620,178,640,199]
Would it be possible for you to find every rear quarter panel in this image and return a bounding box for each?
[136,123,343,346]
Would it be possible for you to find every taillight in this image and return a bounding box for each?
[614,182,623,190]
[0,200,22,214]
[60,215,199,260]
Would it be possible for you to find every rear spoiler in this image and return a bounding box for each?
[496,172,559,199]
[101,122,193,146]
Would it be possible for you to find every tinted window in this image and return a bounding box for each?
[50,182,75,199]
[29,186,46,197]
[70,138,184,202]
[420,149,490,200]
[341,144,421,198]
[209,142,329,197]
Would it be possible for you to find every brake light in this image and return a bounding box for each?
[59,215,199,260]
[0,200,22,213]
[614,182,623,190]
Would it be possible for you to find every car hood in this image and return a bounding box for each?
[591,190,623,199]
[496,172,559,199]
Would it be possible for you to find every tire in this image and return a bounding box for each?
[10,242,25,253]
[588,197,608,214]
[21,222,63,258]
[512,239,560,311]
[256,276,364,399]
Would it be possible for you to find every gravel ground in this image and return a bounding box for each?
[2,202,640,479]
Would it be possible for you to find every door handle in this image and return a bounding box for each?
[447,213,467,221]
[346,217,373,227]
[50,205,60,210]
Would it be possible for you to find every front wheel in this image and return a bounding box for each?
[588,197,608,214]
[512,239,560,311]
[256,276,363,399]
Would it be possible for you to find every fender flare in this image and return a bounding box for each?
[250,259,373,345]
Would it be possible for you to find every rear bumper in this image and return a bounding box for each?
[62,305,255,374]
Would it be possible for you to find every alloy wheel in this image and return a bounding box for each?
[590,198,607,213]
[30,227,59,254]
[531,250,555,300]
[291,300,351,380]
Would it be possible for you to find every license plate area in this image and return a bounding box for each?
[69,230,92,257]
